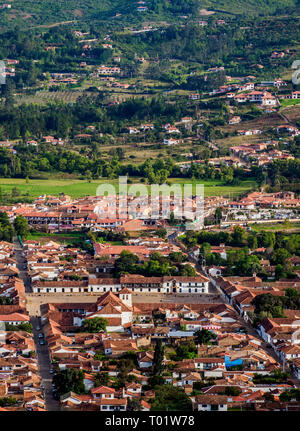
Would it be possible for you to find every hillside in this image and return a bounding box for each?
[0,0,299,31]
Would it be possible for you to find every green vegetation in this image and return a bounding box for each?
[0,0,297,34]
[223,387,242,396]
[26,231,86,245]
[0,397,17,407]
[182,228,300,279]
[253,369,290,384]
[0,177,257,200]
[279,99,300,108]
[5,322,33,332]
[194,328,217,345]
[13,215,29,240]
[0,297,12,305]
[252,288,300,322]
[127,398,142,411]
[94,372,109,387]
[114,250,196,277]
[279,389,300,402]
[81,317,108,333]
[53,369,85,397]
[0,212,14,242]
[251,222,300,233]
[153,339,165,375]
[150,384,193,411]
[170,341,198,361]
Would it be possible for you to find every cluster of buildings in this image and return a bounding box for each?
[96,66,121,75]
[0,330,45,411]
[210,80,279,107]
[2,190,206,232]
[0,243,46,411]
[37,287,300,411]
[209,273,300,390]
[225,191,300,210]
[0,242,26,308]
[230,142,295,166]
[17,237,209,297]
[234,91,278,106]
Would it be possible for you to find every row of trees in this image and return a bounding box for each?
[114,250,196,277]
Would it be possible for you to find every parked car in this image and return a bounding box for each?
[36,326,41,331]
[38,333,44,338]
[39,339,45,345]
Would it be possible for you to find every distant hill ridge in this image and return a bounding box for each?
[0,0,299,31]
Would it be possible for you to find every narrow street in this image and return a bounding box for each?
[13,239,60,410]
[170,228,300,388]
[209,272,300,388]
[237,315,300,388]
[171,228,300,387]
[31,316,60,411]
[13,238,31,293]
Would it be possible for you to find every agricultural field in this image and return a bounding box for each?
[250,221,300,232]
[279,105,300,122]
[279,99,300,108]
[15,90,87,105]
[0,177,257,199]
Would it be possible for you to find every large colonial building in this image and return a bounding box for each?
[32,274,210,294]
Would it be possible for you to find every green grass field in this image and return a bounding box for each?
[0,177,257,199]
[250,221,300,232]
[26,231,85,244]
[279,99,300,108]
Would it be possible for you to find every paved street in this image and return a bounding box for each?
[31,316,60,411]
[13,239,60,410]
[13,239,31,293]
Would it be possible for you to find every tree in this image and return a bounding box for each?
[81,317,108,333]
[153,339,164,375]
[0,212,13,242]
[0,297,12,305]
[148,375,165,389]
[53,369,85,396]
[114,251,139,275]
[275,264,286,280]
[174,342,197,360]
[272,248,291,265]
[232,226,246,245]
[5,322,33,332]
[200,242,211,260]
[150,385,192,411]
[13,215,29,239]
[127,398,142,411]
[215,207,222,224]
[279,389,300,402]
[0,396,17,407]
[94,372,109,387]
[194,329,217,345]
[168,211,176,226]
[224,386,242,396]
[263,392,275,401]
[156,228,167,238]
